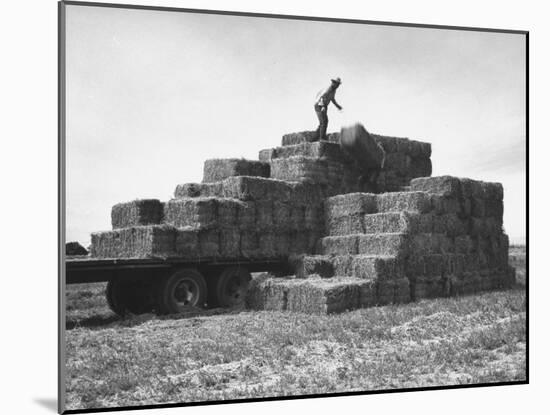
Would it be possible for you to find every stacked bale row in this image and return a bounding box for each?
[92,175,328,260]
[202,158,270,183]
[262,131,431,194]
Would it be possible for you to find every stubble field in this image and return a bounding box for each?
[64,246,527,411]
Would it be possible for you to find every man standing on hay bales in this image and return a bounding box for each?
[314,77,343,141]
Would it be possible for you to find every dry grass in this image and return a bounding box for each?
[64,246,526,410]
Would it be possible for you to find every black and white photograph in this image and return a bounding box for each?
[59,1,527,413]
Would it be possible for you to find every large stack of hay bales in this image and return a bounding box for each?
[89,128,515,315]
[249,176,514,313]
[260,130,431,193]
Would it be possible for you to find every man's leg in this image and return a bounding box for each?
[319,108,328,140]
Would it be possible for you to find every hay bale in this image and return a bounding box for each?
[219,228,241,258]
[286,278,362,314]
[175,227,200,258]
[174,183,203,198]
[433,214,468,236]
[469,217,502,237]
[221,176,292,202]
[281,131,318,146]
[270,156,328,184]
[289,182,325,205]
[326,214,364,236]
[482,182,504,200]
[66,241,88,256]
[111,199,164,229]
[258,149,274,162]
[288,231,309,255]
[376,191,431,213]
[319,235,358,255]
[291,255,334,279]
[384,152,410,175]
[485,199,504,219]
[411,176,462,197]
[412,275,445,300]
[471,197,486,217]
[357,233,409,257]
[289,205,305,231]
[246,275,289,311]
[339,124,385,171]
[430,194,461,216]
[272,201,291,231]
[203,159,270,183]
[236,201,256,230]
[304,205,324,230]
[423,254,446,276]
[351,255,405,280]
[240,231,261,259]
[325,193,377,219]
[332,255,354,276]
[372,134,398,153]
[91,225,176,258]
[255,200,273,230]
[198,228,219,258]
[163,198,218,228]
[363,212,402,234]
[455,235,474,254]
[265,141,347,162]
[216,198,239,226]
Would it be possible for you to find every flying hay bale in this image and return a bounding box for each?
[340,124,385,171]
[203,159,270,183]
[111,199,164,229]
[66,241,88,256]
[163,198,218,228]
[91,225,176,258]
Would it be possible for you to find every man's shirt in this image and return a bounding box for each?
[315,85,336,107]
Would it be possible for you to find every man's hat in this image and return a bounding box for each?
[331,77,342,85]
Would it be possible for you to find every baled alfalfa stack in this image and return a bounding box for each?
[219,227,241,258]
[357,233,410,257]
[351,255,405,281]
[202,158,270,183]
[324,192,376,236]
[319,235,359,255]
[376,191,432,214]
[91,225,177,259]
[175,227,199,258]
[111,199,164,229]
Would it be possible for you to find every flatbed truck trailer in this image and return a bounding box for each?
[65,256,290,316]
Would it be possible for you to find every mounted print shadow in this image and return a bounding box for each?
[60,1,528,413]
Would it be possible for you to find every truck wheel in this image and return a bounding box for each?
[106,279,154,316]
[215,267,251,308]
[106,279,128,316]
[157,268,207,314]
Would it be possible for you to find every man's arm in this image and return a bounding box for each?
[331,97,343,110]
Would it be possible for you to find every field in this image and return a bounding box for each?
[64,246,527,411]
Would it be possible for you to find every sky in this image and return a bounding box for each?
[65,5,526,246]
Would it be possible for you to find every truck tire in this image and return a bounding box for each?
[106,279,154,316]
[214,267,251,308]
[157,268,207,314]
